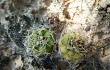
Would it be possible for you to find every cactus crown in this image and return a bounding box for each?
[27,27,55,56]
[58,32,84,61]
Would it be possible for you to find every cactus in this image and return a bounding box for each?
[58,32,82,62]
[27,27,54,56]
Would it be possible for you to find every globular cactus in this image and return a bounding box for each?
[58,32,83,62]
[27,27,55,56]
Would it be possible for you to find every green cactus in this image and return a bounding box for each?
[27,27,54,56]
[58,32,82,62]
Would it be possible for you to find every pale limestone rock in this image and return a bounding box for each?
[99,0,110,7]
[10,55,23,70]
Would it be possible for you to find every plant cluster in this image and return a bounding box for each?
[28,28,86,62]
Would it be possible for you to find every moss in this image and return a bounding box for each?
[28,27,55,56]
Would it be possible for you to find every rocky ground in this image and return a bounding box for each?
[0,0,110,70]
